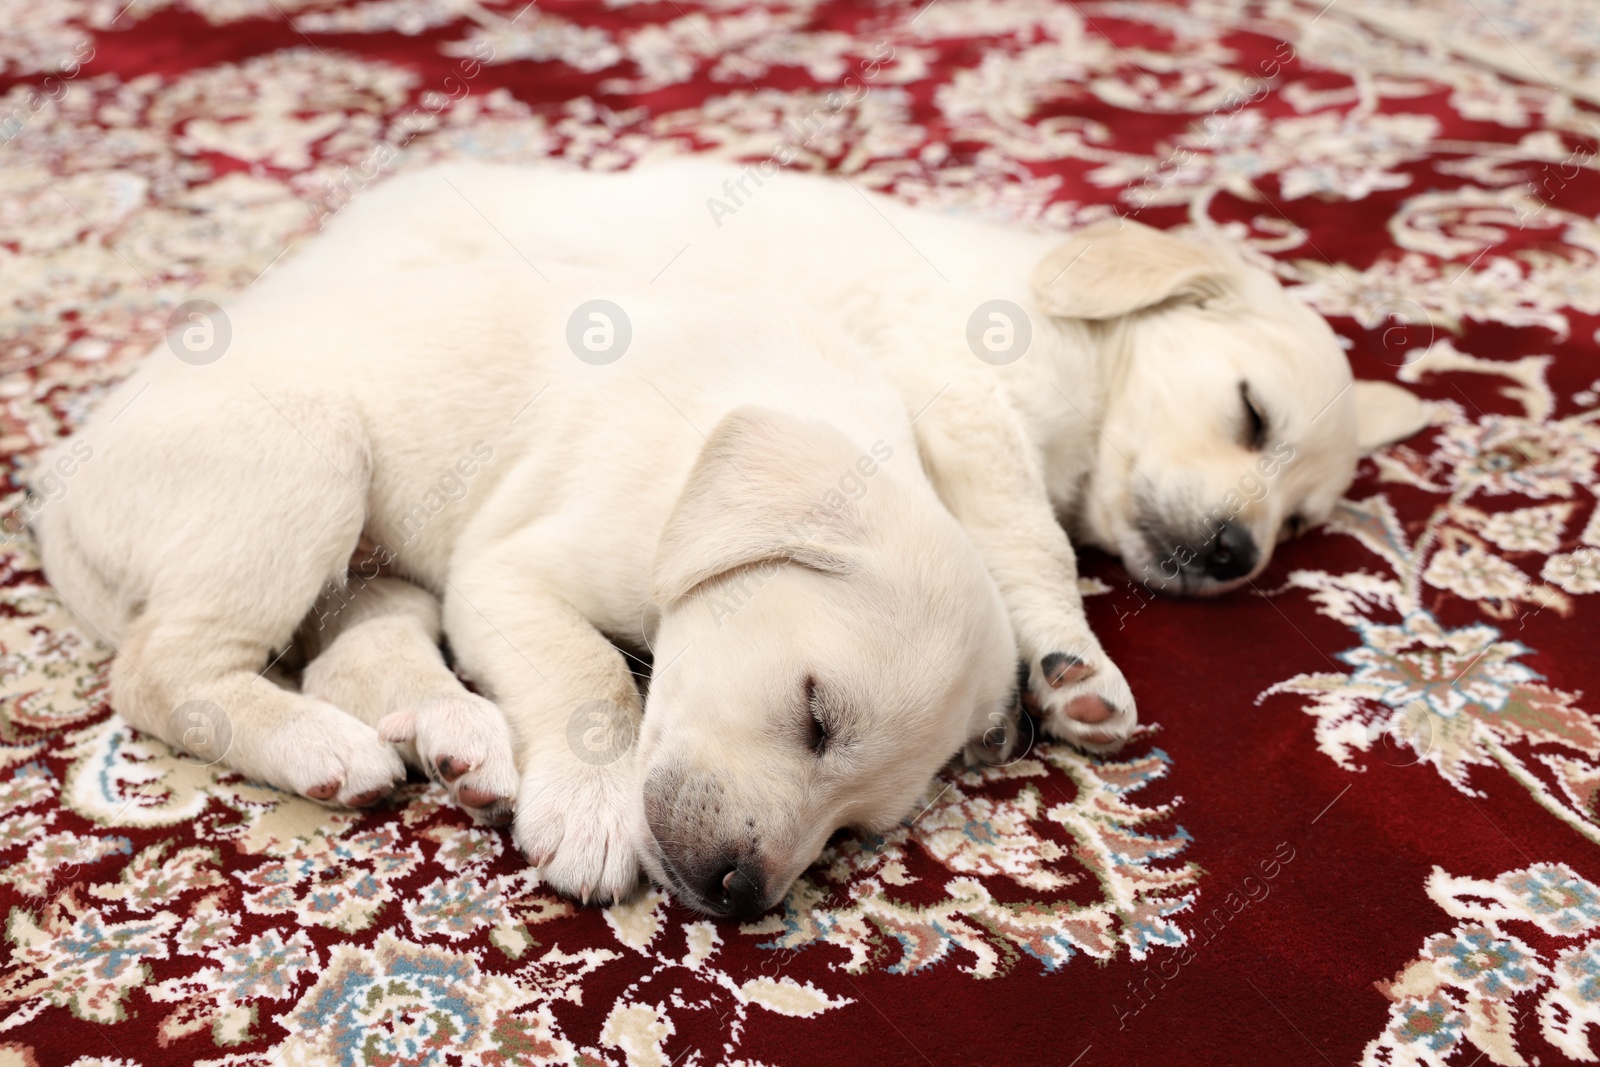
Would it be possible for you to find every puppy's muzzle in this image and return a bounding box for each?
[655,840,773,921]
[644,765,777,920]
[1142,518,1261,593]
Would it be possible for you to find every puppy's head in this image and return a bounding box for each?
[1033,219,1427,596]
[639,408,1017,919]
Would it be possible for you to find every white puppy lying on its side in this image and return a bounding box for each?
[33,261,1019,914]
[34,157,1429,914]
[287,159,1428,750]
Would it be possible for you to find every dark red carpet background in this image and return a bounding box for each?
[2,1,1599,1065]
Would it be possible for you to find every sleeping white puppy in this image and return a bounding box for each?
[32,262,1019,914]
[34,158,1426,915]
[285,159,1428,750]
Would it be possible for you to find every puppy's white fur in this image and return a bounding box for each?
[34,159,1425,911]
[34,263,1018,912]
[281,159,1425,745]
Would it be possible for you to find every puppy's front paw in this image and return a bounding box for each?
[513,754,642,906]
[378,695,518,825]
[1024,642,1137,753]
[265,699,408,807]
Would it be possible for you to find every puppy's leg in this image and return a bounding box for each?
[298,575,517,823]
[916,375,1137,751]
[442,553,642,904]
[118,615,408,806]
[64,391,408,806]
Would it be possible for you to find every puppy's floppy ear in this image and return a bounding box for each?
[1352,380,1428,453]
[653,407,863,604]
[1032,219,1232,320]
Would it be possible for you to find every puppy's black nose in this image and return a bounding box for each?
[715,865,766,921]
[1203,521,1258,581]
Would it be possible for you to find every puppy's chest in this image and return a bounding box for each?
[1030,412,1100,516]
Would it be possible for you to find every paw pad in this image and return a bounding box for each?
[1062,693,1114,724]
[457,784,506,809]
[1041,652,1093,688]
[435,755,470,782]
[346,786,389,807]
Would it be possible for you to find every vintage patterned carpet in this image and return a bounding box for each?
[3,0,1600,1064]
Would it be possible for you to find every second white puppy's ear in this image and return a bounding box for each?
[1353,380,1428,453]
[653,408,862,604]
[1032,219,1233,320]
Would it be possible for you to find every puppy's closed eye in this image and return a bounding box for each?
[1240,382,1268,450]
[804,676,830,756]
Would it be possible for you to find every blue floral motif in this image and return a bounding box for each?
[285,935,512,1067]
[61,912,168,981]
[1390,993,1465,1053]
[1339,613,1536,719]
[216,929,314,1002]
[1555,941,1600,1004]
[1503,865,1600,936]
[405,873,508,940]
[1425,925,1540,998]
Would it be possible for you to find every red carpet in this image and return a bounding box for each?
[2,1,1599,1064]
